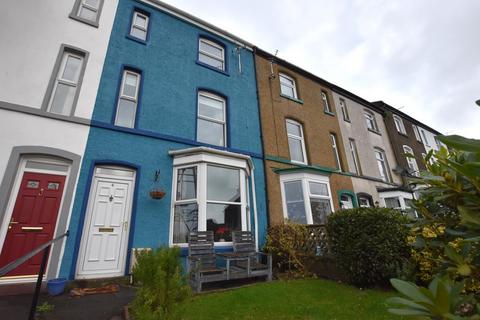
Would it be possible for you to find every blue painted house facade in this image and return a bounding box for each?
[59,0,267,280]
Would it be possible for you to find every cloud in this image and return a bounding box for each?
[163,0,480,138]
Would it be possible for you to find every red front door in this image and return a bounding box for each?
[0,172,66,277]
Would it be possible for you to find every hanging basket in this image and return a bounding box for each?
[149,189,166,200]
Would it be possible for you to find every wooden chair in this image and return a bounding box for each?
[187,231,226,292]
[232,231,272,281]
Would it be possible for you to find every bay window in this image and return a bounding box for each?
[280,173,334,225]
[170,149,251,245]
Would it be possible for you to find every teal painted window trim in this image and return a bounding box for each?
[280,94,304,105]
[337,189,358,208]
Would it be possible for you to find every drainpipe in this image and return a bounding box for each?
[251,166,259,250]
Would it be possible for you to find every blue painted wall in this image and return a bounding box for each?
[59,0,267,279]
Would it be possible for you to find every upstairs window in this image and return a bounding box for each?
[70,0,104,26]
[198,38,225,71]
[46,47,86,116]
[115,70,141,128]
[279,73,297,99]
[349,138,361,175]
[197,91,226,147]
[412,124,422,142]
[421,129,430,146]
[403,145,419,176]
[321,91,332,113]
[130,11,149,41]
[330,133,342,171]
[358,194,372,207]
[374,147,391,182]
[393,115,407,134]
[286,119,307,164]
[364,109,379,132]
[339,98,350,121]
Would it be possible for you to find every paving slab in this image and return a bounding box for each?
[0,285,135,320]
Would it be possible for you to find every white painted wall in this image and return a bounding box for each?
[0,0,118,119]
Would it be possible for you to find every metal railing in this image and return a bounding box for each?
[0,231,69,320]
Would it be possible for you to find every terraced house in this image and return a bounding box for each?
[254,48,355,226]
[58,0,267,280]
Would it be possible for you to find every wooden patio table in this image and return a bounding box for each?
[216,252,253,280]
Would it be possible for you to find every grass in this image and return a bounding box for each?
[181,279,402,320]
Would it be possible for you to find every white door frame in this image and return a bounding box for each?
[76,166,135,279]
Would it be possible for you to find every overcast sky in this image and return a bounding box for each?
[163,0,480,138]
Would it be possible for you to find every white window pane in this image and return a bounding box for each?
[134,14,147,28]
[79,6,97,21]
[198,52,224,69]
[173,203,198,243]
[197,118,225,146]
[384,197,401,209]
[50,83,75,115]
[199,41,223,59]
[280,75,294,86]
[340,195,354,209]
[284,181,307,224]
[359,197,371,207]
[84,0,99,8]
[207,166,240,202]
[123,73,138,97]
[311,199,332,224]
[176,167,197,200]
[280,84,295,97]
[206,203,241,242]
[199,95,224,120]
[131,27,147,41]
[288,137,305,163]
[115,98,136,128]
[61,55,82,83]
[286,122,301,136]
[309,182,328,196]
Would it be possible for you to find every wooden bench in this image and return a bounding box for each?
[232,231,272,281]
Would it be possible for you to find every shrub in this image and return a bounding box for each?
[131,247,190,320]
[326,207,410,287]
[264,222,327,277]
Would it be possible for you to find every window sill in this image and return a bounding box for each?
[398,132,409,138]
[367,128,381,136]
[343,118,351,123]
[280,94,304,105]
[126,34,148,45]
[69,14,99,28]
[195,61,229,76]
[324,111,335,117]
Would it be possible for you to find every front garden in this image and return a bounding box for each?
[129,134,480,320]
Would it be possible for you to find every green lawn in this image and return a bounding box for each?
[182,279,402,320]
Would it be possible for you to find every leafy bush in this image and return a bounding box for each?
[264,222,327,277]
[131,247,190,320]
[326,207,410,287]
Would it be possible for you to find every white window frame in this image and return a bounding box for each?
[412,125,422,142]
[358,195,372,208]
[420,129,430,147]
[393,115,407,134]
[321,91,332,113]
[197,91,227,147]
[279,73,298,99]
[349,138,361,175]
[403,145,419,176]
[379,191,413,210]
[330,133,342,171]
[339,98,350,121]
[169,151,251,247]
[364,109,378,132]
[114,70,140,128]
[286,119,308,165]
[47,51,85,116]
[77,0,100,20]
[130,11,149,41]
[374,148,391,182]
[279,172,334,225]
[198,38,225,71]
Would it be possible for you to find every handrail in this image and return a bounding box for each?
[0,231,69,277]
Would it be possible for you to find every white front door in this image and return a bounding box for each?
[77,167,135,278]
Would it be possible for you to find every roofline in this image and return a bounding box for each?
[371,101,442,135]
[141,0,254,50]
[168,146,254,169]
[253,47,386,115]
